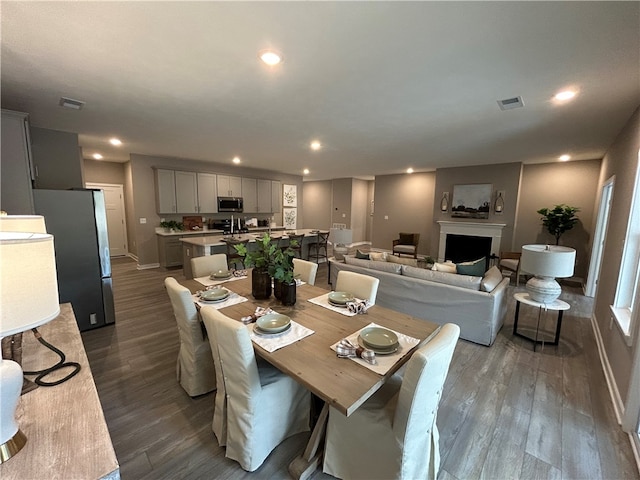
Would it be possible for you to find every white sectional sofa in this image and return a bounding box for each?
[328,255,509,346]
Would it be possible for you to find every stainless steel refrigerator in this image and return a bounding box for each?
[33,189,115,331]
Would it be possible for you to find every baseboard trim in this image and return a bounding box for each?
[137,262,160,270]
[591,313,625,424]
[630,431,640,475]
[127,253,138,262]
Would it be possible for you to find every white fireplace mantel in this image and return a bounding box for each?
[437,221,506,262]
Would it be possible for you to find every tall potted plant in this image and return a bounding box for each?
[272,240,298,306]
[537,204,580,245]
[235,233,278,299]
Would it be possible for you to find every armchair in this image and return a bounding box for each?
[392,232,420,258]
[499,251,524,286]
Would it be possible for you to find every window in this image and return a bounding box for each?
[611,149,640,345]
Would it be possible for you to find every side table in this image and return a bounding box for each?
[512,292,570,351]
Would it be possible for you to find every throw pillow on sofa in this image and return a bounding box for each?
[368,251,388,262]
[344,255,402,274]
[456,257,486,277]
[481,266,503,292]
[402,265,482,291]
[432,261,457,273]
[387,255,419,267]
[355,249,370,260]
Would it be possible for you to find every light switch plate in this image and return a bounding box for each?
[140,218,147,224]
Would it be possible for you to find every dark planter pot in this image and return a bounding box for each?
[251,268,272,299]
[273,279,283,300]
[281,281,296,306]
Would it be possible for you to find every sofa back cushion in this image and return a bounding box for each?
[432,261,457,273]
[402,265,482,291]
[481,266,503,292]
[387,255,419,267]
[368,251,388,262]
[344,255,402,274]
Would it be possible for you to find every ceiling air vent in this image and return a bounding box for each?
[59,97,85,110]
[497,96,524,111]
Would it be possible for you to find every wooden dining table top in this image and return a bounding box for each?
[183,275,439,416]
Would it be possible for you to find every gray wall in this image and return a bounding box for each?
[30,126,84,189]
[301,180,332,230]
[331,178,353,227]
[129,153,303,266]
[372,172,436,256]
[515,160,601,280]
[351,179,369,243]
[84,159,126,185]
[593,106,640,402]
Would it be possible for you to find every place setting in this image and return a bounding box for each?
[242,307,314,353]
[308,291,370,316]
[192,286,248,309]
[331,322,424,374]
[195,268,248,287]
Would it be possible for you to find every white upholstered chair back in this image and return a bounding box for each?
[293,258,318,286]
[199,306,229,446]
[164,277,215,397]
[203,307,311,472]
[191,254,228,278]
[335,270,380,305]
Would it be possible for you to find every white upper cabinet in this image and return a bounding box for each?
[271,180,282,213]
[156,169,177,214]
[242,177,258,212]
[257,179,272,213]
[197,173,218,213]
[175,171,198,213]
[217,175,242,197]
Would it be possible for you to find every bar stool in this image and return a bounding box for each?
[224,238,249,270]
[307,231,329,263]
[285,234,305,258]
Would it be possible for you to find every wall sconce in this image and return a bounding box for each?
[440,192,449,212]
[494,190,505,213]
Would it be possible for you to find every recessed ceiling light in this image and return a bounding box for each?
[406,168,414,174]
[109,138,122,146]
[93,153,103,160]
[310,141,321,151]
[554,90,577,101]
[259,49,282,66]
[232,156,241,164]
[559,154,571,161]
[303,169,310,175]
[59,96,85,110]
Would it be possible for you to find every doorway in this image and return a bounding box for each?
[585,177,614,297]
[85,183,128,257]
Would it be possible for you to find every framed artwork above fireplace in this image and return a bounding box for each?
[451,183,492,219]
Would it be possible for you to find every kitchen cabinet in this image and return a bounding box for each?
[158,234,183,267]
[257,179,272,213]
[242,177,258,212]
[156,169,177,213]
[217,174,242,197]
[175,171,198,213]
[271,180,282,213]
[197,172,218,213]
[1,109,35,214]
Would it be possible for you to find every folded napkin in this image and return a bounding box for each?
[195,272,248,287]
[248,319,315,353]
[330,322,422,375]
[335,338,376,365]
[308,293,358,317]
[193,291,248,309]
[241,306,274,325]
[345,299,370,315]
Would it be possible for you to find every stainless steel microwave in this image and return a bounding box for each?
[218,196,243,212]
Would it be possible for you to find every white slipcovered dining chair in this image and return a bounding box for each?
[200,306,311,472]
[191,253,229,278]
[293,258,318,286]
[164,277,216,397]
[335,270,380,305]
[323,323,460,480]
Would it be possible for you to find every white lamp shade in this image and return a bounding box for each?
[0,215,47,233]
[0,232,60,337]
[520,245,576,278]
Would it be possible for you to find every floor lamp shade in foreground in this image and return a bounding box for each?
[520,244,576,303]
[0,232,60,463]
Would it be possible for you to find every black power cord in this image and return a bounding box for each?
[22,328,81,386]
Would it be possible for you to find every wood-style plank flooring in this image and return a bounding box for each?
[81,256,639,479]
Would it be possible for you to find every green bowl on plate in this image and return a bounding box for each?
[200,288,230,302]
[211,269,232,279]
[256,313,291,333]
[359,326,399,350]
[328,291,354,305]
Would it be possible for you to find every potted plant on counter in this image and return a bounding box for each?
[272,240,299,306]
[235,233,278,299]
[160,220,184,233]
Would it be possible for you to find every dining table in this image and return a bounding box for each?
[182,273,439,480]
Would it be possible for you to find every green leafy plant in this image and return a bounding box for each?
[160,220,183,231]
[272,239,299,284]
[537,204,580,245]
[234,233,278,270]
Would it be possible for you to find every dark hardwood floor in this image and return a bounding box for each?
[81,256,639,479]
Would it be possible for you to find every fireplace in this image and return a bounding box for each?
[437,221,506,265]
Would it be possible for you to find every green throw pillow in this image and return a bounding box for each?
[456,257,486,276]
[355,249,370,260]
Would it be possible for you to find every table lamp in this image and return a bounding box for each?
[0,215,47,234]
[0,231,60,463]
[520,244,576,303]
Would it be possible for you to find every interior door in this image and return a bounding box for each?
[86,183,128,257]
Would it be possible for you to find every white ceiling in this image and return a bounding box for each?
[2,2,639,181]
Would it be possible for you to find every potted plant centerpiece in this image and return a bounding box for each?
[272,240,299,306]
[235,233,278,299]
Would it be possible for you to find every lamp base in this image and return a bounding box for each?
[526,275,561,303]
[0,428,26,463]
